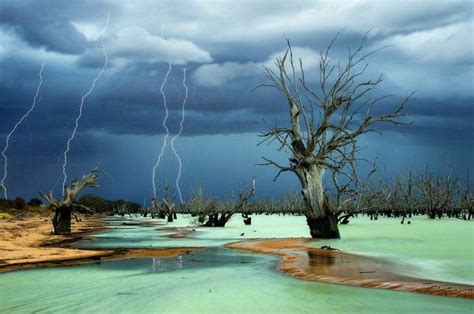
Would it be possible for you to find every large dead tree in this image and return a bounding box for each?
[40,168,104,235]
[258,33,412,238]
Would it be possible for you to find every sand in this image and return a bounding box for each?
[0,215,200,273]
[225,238,474,299]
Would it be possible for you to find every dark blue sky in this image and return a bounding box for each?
[0,0,472,202]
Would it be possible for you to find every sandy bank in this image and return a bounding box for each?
[225,238,474,299]
[0,215,200,273]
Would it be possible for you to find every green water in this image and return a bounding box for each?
[315,216,474,285]
[1,215,473,313]
[75,215,312,248]
[79,215,474,285]
[1,249,473,313]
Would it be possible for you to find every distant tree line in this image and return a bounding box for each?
[77,194,141,215]
[171,169,473,226]
[64,169,471,227]
[0,197,43,211]
[0,194,141,217]
[329,169,473,223]
[2,169,472,230]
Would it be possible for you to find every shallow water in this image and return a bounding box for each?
[1,248,473,313]
[1,215,473,313]
[314,216,474,285]
[79,215,474,285]
[75,215,311,249]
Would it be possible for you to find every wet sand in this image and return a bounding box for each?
[225,238,474,299]
[0,216,200,273]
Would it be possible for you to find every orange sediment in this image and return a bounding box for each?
[225,238,474,299]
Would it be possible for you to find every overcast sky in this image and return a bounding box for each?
[0,0,472,202]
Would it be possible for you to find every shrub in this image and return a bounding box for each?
[14,197,27,210]
[0,212,14,220]
[28,198,43,207]
[78,194,112,213]
[0,199,14,210]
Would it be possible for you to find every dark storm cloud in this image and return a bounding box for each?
[0,1,90,54]
[407,98,474,119]
[0,0,472,200]
[0,58,471,140]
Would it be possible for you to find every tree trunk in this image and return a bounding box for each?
[52,207,71,235]
[203,213,233,227]
[338,213,353,225]
[306,214,340,238]
[297,165,340,239]
[427,209,437,219]
[242,213,252,225]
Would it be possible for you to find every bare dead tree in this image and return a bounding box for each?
[331,163,377,224]
[39,167,105,235]
[394,169,418,222]
[417,169,458,219]
[151,183,177,222]
[458,172,473,220]
[182,180,256,227]
[204,179,256,227]
[239,179,257,224]
[258,32,412,238]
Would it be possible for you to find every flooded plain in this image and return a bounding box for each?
[1,215,473,313]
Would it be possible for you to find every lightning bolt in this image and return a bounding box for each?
[61,12,109,194]
[161,24,166,37]
[152,62,172,200]
[169,69,187,203]
[1,63,45,199]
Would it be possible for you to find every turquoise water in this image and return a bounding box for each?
[1,248,473,313]
[1,215,473,313]
[79,215,474,285]
[76,215,311,249]
[314,216,474,285]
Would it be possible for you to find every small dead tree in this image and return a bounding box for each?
[182,186,218,223]
[331,163,377,224]
[239,179,257,225]
[395,169,418,222]
[258,33,412,238]
[458,173,473,220]
[205,179,256,227]
[417,169,457,219]
[39,168,104,235]
[151,184,177,222]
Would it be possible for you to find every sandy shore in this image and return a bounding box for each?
[225,238,474,299]
[0,215,200,273]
